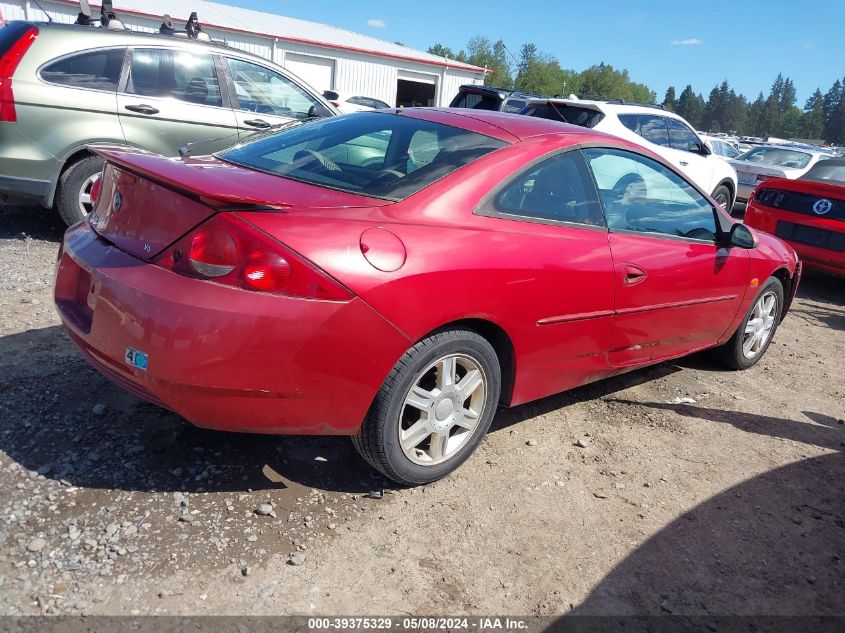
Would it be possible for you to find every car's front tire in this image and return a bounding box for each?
[714,277,784,370]
[711,184,732,210]
[56,155,104,226]
[353,328,501,486]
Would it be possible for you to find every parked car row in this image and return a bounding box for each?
[0,17,336,225]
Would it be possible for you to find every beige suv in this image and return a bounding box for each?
[0,20,335,225]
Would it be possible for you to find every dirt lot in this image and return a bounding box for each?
[0,202,843,617]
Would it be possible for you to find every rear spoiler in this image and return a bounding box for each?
[90,146,292,209]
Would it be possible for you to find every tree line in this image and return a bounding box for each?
[428,37,845,144]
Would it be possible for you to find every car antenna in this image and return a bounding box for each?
[30,0,54,22]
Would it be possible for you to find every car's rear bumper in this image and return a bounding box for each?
[736,182,755,202]
[744,203,845,276]
[54,221,411,435]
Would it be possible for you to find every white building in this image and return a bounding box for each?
[0,0,488,106]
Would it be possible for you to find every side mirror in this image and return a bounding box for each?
[308,104,334,119]
[728,223,757,249]
[692,142,710,155]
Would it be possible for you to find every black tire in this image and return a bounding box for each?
[713,277,784,370]
[352,328,501,486]
[711,184,732,210]
[55,155,104,226]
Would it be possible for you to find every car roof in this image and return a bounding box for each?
[394,107,624,143]
[22,20,257,57]
[524,97,688,118]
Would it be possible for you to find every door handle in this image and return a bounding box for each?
[244,118,271,128]
[622,264,648,286]
[124,104,159,115]
[679,160,689,166]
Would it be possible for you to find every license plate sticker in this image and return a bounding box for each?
[125,347,148,372]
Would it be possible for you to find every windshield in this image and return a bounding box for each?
[800,161,845,184]
[736,147,813,169]
[219,112,508,201]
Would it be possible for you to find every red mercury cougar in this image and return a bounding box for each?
[54,109,801,485]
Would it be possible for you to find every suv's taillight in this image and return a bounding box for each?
[155,213,353,300]
[0,26,38,122]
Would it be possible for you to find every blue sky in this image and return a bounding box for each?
[222,0,844,105]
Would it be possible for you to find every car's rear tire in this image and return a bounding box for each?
[713,277,783,370]
[711,184,732,210]
[352,328,501,486]
[56,155,104,226]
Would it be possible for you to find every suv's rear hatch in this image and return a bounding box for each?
[520,100,605,129]
[90,147,392,260]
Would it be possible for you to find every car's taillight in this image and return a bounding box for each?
[156,213,353,300]
[89,172,103,207]
[0,26,38,123]
[756,174,769,182]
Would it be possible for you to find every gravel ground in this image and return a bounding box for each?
[0,203,843,616]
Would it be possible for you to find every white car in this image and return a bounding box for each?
[520,98,738,209]
[322,90,391,114]
[700,134,742,160]
[729,145,832,203]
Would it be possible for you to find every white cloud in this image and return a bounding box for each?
[367,18,386,28]
[670,38,702,46]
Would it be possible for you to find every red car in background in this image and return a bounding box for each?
[54,109,800,485]
[745,159,845,277]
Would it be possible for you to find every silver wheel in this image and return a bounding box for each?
[742,290,777,359]
[713,190,730,209]
[78,173,98,217]
[398,354,487,466]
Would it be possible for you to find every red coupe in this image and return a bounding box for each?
[54,109,800,485]
[744,158,845,277]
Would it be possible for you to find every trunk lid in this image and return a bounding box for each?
[89,147,392,260]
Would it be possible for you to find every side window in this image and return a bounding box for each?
[636,115,671,147]
[127,49,222,107]
[584,147,717,241]
[227,58,320,119]
[490,151,605,226]
[618,114,638,133]
[667,118,702,152]
[502,98,526,113]
[41,49,124,91]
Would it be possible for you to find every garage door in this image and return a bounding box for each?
[284,53,335,94]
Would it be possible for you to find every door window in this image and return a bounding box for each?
[127,49,222,107]
[489,151,604,226]
[584,147,717,241]
[41,49,124,91]
[619,114,671,147]
[667,118,703,152]
[226,58,320,119]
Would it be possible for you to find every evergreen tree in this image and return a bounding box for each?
[662,86,676,111]
[801,89,825,140]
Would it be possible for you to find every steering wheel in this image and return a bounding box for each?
[682,227,714,240]
[292,150,341,175]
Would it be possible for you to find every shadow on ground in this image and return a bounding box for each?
[0,204,65,242]
[555,401,845,618]
[0,325,378,497]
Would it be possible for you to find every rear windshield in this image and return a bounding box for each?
[449,91,501,111]
[737,147,813,169]
[519,103,604,129]
[800,161,845,184]
[219,112,508,201]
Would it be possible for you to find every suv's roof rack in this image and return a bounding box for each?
[74,0,126,30]
[581,97,665,110]
[157,11,211,41]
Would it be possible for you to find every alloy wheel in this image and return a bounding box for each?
[398,354,487,466]
[742,291,778,359]
[78,173,99,217]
